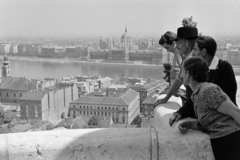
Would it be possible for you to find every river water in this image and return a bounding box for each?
[8,59,165,82]
[6,58,240,82]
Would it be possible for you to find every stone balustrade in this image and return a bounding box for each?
[0,126,214,160]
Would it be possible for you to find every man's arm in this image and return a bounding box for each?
[154,78,182,106]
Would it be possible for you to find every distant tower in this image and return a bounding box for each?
[121,26,131,62]
[2,55,11,78]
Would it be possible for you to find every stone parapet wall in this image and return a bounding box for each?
[0,127,214,160]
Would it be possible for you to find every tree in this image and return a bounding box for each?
[0,106,5,119]
[88,116,101,127]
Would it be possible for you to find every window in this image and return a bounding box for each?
[116,108,118,111]
[80,106,81,109]
[26,105,28,117]
[73,105,76,108]
[20,93,22,97]
[6,93,8,97]
[109,107,110,110]
[123,108,125,111]
[14,93,16,97]
[35,106,38,118]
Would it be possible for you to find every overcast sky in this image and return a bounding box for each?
[0,0,240,38]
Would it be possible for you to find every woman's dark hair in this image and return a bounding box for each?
[195,36,217,57]
[183,57,209,82]
[159,31,176,45]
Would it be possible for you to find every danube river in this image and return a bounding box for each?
[8,58,165,82]
[5,57,240,82]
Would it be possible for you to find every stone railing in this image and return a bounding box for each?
[0,92,215,160]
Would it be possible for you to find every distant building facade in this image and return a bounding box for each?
[129,80,165,113]
[68,88,140,124]
[19,83,78,122]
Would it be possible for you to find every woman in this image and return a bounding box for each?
[178,56,240,160]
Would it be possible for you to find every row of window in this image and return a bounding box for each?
[76,110,123,116]
[0,92,22,97]
[72,105,126,111]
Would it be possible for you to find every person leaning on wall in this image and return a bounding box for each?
[178,56,240,160]
[159,31,182,86]
[154,17,198,107]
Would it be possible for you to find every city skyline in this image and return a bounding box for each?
[0,0,240,38]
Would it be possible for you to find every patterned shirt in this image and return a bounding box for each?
[191,82,240,139]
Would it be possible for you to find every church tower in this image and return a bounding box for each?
[121,26,131,62]
[2,55,11,77]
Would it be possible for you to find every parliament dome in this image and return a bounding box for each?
[121,27,131,42]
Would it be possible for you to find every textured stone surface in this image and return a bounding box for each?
[154,94,181,129]
[0,128,151,160]
[0,127,215,160]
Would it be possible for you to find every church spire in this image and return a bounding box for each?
[125,25,127,32]
[2,54,11,77]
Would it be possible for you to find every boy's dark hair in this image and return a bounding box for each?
[183,57,209,82]
[159,31,176,45]
[195,36,217,57]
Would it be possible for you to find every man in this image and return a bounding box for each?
[169,36,237,126]
[159,31,182,86]
[154,26,198,107]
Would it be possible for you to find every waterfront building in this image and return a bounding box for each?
[65,46,76,53]
[227,49,240,65]
[41,46,55,54]
[9,44,18,54]
[0,44,11,54]
[89,48,110,60]
[17,44,26,53]
[25,45,41,54]
[54,46,65,53]
[68,88,140,124]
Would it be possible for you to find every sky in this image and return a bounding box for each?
[0,0,240,38]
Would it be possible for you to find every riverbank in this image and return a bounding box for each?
[0,55,162,68]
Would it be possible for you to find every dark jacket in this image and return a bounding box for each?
[176,59,237,119]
